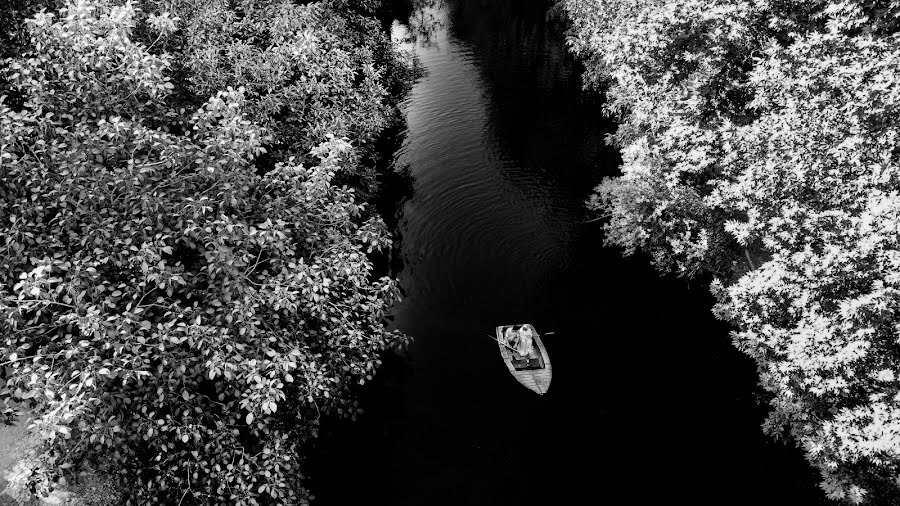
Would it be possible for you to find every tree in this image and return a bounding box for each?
[174,0,409,192]
[563,0,900,502]
[0,1,406,502]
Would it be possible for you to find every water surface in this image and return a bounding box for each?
[309,2,827,505]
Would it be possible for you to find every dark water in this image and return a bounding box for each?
[308,1,827,505]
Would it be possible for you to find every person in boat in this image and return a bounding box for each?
[503,326,519,351]
[515,325,535,358]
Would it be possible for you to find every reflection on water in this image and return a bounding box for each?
[398,0,446,47]
[388,1,603,321]
[308,1,827,505]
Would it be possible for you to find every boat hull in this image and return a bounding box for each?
[496,324,552,394]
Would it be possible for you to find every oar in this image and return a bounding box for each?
[486,333,519,352]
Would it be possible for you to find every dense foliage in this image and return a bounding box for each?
[1,1,60,58]
[0,0,60,102]
[178,0,403,174]
[563,0,900,503]
[0,0,409,503]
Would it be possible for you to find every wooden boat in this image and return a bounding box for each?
[495,324,551,394]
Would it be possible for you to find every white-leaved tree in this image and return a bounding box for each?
[563,0,900,503]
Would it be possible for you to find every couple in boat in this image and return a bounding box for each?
[503,325,538,360]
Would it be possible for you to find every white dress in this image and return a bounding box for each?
[516,327,534,357]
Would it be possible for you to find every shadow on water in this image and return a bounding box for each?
[307,1,829,505]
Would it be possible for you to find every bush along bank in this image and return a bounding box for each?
[562,1,900,504]
[0,0,413,503]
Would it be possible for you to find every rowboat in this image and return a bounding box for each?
[495,324,552,394]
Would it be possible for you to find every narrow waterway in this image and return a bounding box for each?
[309,1,827,504]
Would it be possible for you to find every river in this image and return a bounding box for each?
[308,1,828,504]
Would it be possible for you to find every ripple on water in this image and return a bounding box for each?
[391,26,579,314]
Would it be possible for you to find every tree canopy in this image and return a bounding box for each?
[563,0,900,503]
[0,0,410,503]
